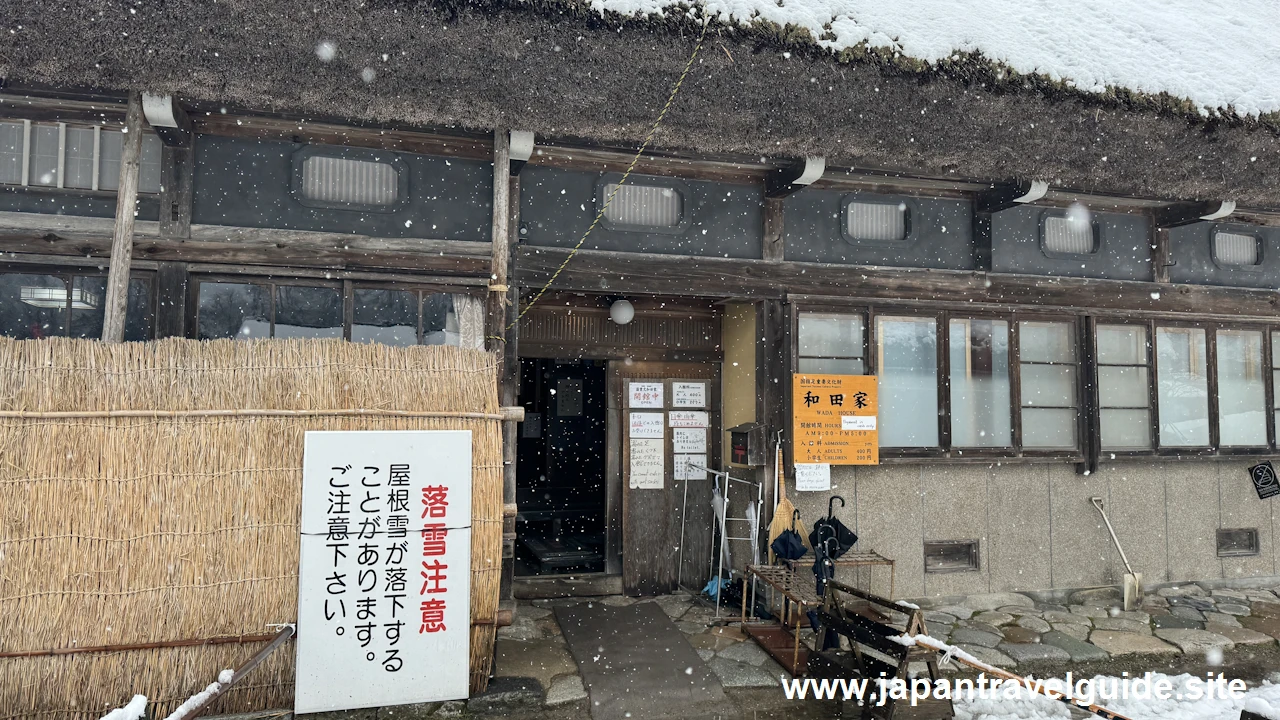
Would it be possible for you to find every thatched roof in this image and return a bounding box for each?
[1,1,1277,207]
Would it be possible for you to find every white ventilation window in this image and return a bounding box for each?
[0,120,161,193]
[603,183,682,227]
[1042,215,1097,254]
[846,201,907,242]
[301,155,400,206]
[1214,231,1261,266]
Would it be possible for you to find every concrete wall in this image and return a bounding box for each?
[786,460,1278,599]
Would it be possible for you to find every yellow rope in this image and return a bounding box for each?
[496,16,713,337]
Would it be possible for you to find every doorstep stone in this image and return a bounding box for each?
[1204,623,1276,646]
[1087,630,1179,657]
[962,593,1035,611]
[1153,628,1234,654]
[1039,631,1110,662]
[493,638,577,687]
[998,642,1071,664]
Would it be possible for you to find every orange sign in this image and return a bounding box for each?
[793,374,878,465]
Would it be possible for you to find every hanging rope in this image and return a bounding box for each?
[503,15,714,333]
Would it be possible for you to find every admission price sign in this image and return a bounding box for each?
[296,431,472,712]
[793,374,878,465]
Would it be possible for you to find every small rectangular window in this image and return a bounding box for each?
[1097,325,1153,450]
[1216,528,1260,557]
[798,312,864,375]
[603,183,682,227]
[63,126,96,190]
[0,121,24,185]
[1156,327,1209,447]
[94,129,162,193]
[877,316,938,448]
[1042,215,1097,254]
[1214,231,1261,266]
[924,540,980,573]
[845,201,907,242]
[1217,330,1267,447]
[301,154,400,206]
[1019,321,1079,449]
[949,318,1011,447]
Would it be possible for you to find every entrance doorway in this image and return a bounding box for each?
[514,358,608,577]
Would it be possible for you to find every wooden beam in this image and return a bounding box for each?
[486,129,512,354]
[101,92,143,343]
[762,197,784,262]
[1153,200,1235,229]
[194,114,492,160]
[514,246,1280,319]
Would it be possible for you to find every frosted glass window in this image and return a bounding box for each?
[846,201,906,242]
[99,130,162,193]
[28,124,60,187]
[353,288,418,346]
[798,312,864,375]
[0,121,22,184]
[63,126,96,190]
[1216,330,1266,446]
[1019,321,1078,449]
[301,155,399,206]
[1214,232,1260,266]
[949,319,1011,447]
[877,316,938,447]
[603,183,681,227]
[1156,327,1209,447]
[1097,325,1152,450]
[1043,215,1096,254]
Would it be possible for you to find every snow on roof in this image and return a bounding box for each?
[591,0,1280,116]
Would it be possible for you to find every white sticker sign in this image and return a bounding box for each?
[795,463,831,492]
[672,427,707,454]
[674,454,707,481]
[297,431,472,713]
[841,416,877,431]
[629,412,665,439]
[669,411,709,428]
[630,438,665,489]
[629,382,664,409]
[672,382,707,408]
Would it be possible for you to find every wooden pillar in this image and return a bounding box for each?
[101,92,144,343]
[159,144,194,240]
[486,129,512,355]
[1152,222,1172,284]
[762,197,784,262]
[757,299,790,518]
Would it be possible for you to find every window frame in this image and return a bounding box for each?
[0,118,162,195]
[290,145,410,213]
[0,262,157,341]
[188,274,474,343]
[594,173,692,235]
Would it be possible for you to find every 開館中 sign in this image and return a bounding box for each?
[296,431,472,712]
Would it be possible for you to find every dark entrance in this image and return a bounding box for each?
[514,358,608,576]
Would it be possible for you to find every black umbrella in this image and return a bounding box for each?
[770,509,808,561]
[809,496,858,594]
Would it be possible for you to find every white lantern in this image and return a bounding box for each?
[609,299,635,325]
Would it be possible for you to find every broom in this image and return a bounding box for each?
[767,441,810,563]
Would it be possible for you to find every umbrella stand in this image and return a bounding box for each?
[683,460,762,619]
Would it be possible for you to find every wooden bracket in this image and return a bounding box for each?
[141,94,193,148]
[974,179,1048,213]
[1153,200,1235,229]
[509,130,534,177]
[764,156,825,198]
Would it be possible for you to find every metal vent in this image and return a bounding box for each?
[603,183,682,227]
[1214,231,1260,266]
[301,155,399,206]
[924,540,980,573]
[1043,215,1096,254]
[846,201,907,242]
[1216,528,1260,557]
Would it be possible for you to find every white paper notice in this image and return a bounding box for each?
[629,412,665,439]
[672,382,707,408]
[297,431,472,712]
[795,463,832,492]
[669,410,710,428]
[841,416,877,431]
[630,438,665,489]
[674,454,707,481]
[672,427,707,454]
[628,382,664,409]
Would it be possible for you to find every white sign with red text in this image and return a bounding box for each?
[296,431,472,713]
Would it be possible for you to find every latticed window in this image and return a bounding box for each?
[1042,215,1096,254]
[602,183,682,227]
[1213,231,1261,266]
[0,119,161,192]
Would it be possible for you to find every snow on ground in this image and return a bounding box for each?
[589,0,1280,116]
[954,674,1280,720]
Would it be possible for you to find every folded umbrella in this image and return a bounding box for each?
[770,509,808,561]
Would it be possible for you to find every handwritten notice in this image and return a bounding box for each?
[674,454,707,481]
[672,427,707,454]
[630,438,665,489]
[669,411,709,428]
[629,382,664,409]
[795,463,832,492]
[672,382,707,408]
[841,416,877,431]
[629,412,665,439]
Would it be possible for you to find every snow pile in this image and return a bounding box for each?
[1245,698,1280,720]
[99,695,147,720]
[589,0,1280,116]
